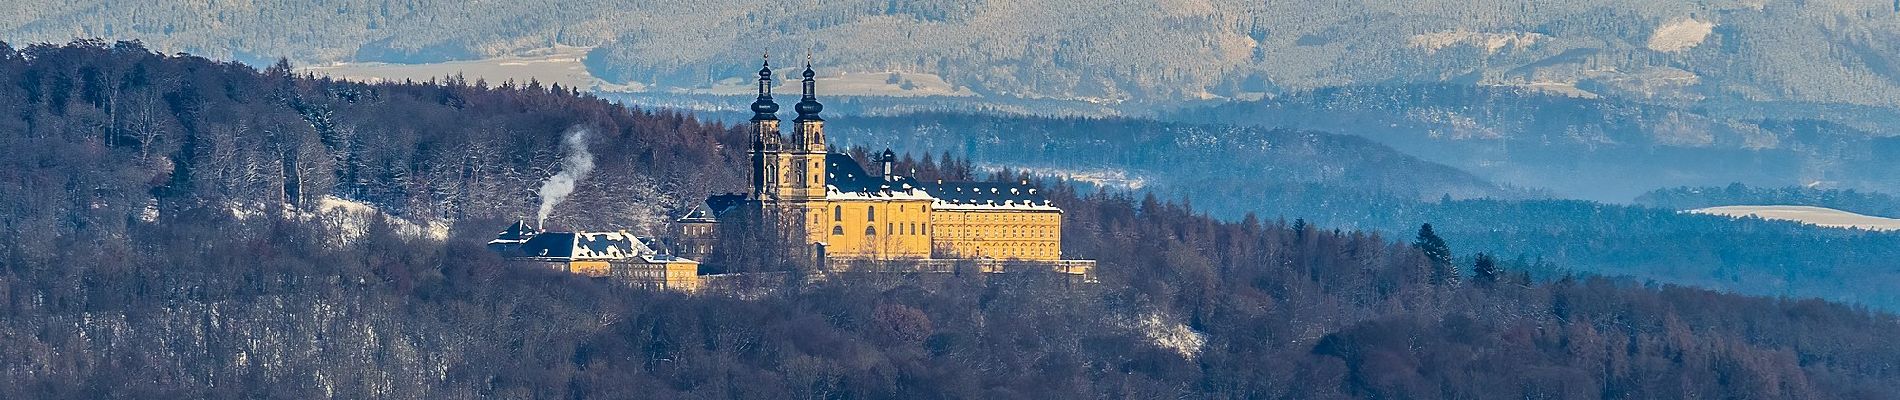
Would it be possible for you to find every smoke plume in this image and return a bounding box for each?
[536,127,595,226]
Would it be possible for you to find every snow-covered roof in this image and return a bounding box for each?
[508,230,658,260]
[676,205,718,223]
[920,181,1059,211]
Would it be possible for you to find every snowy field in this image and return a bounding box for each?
[1690,205,1900,232]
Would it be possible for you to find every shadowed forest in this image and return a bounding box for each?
[2,41,1899,398]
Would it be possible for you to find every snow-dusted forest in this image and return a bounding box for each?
[8,0,1900,107]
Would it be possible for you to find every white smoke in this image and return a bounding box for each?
[536,127,595,226]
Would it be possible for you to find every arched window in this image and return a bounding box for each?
[832,226,844,235]
[834,206,842,221]
[868,206,876,221]
[865,226,877,236]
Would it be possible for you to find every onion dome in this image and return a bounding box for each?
[794,64,824,121]
[750,56,779,121]
[751,96,779,116]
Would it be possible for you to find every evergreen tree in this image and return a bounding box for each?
[1414,223,1457,286]
[1473,252,1501,285]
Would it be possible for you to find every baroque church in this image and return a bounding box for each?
[676,57,1090,275]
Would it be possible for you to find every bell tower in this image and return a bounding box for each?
[747,54,784,201]
[786,57,829,201]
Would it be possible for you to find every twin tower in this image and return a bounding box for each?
[747,56,829,202]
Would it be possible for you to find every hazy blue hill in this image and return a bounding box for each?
[816,110,1900,312]
[824,112,1512,205]
[1637,183,1900,217]
[1168,84,1900,202]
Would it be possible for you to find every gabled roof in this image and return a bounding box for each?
[685,194,748,221]
[489,220,537,244]
[676,205,717,223]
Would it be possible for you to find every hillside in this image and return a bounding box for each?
[5,41,1900,397]
[1690,205,1900,231]
[824,113,1510,205]
[10,0,1900,111]
[1170,84,1900,201]
[1639,183,1900,217]
[811,110,1900,311]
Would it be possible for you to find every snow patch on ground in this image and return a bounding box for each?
[1648,19,1715,52]
[1408,30,1546,54]
[1584,66,1702,100]
[1134,312,1205,359]
[1689,205,1900,231]
[981,165,1148,190]
[1407,108,1504,140]
[226,197,450,243]
[314,197,451,242]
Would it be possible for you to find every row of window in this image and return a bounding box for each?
[830,205,1055,224]
[833,222,930,236]
[833,204,930,222]
[936,225,1059,239]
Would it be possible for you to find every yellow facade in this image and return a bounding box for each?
[722,59,1072,266]
[930,209,1063,260]
[802,198,937,259]
[530,259,699,293]
[757,196,1065,262]
[565,260,613,277]
[613,258,701,293]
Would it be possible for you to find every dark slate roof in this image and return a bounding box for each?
[826,153,923,194]
[915,180,1053,207]
[703,193,747,219]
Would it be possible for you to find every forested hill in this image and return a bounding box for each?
[12,0,1900,110]
[823,112,1512,206]
[1638,183,1900,217]
[820,108,1900,312]
[1168,84,1900,202]
[5,41,1900,397]
[0,39,741,236]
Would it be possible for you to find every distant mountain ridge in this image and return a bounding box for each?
[821,113,1513,206]
[1169,84,1900,201]
[9,0,1900,111]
